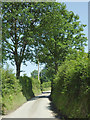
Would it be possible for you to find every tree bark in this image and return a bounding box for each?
[55,62,58,74]
[16,63,21,79]
[38,60,39,81]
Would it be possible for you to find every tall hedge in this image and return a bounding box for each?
[1,68,26,114]
[2,68,21,96]
[19,75,34,100]
[52,55,90,118]
[31,77,41,95]
[1,68,41,115]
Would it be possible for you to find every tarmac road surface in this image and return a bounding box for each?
[1,91,58,119]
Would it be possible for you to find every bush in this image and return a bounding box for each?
[52,55,90,118]
[19,75,34,100]
[1,67,41,115]
[1,67,26,115]
[31,77,41,95]
[2,68,21,96]
[41,81,51,91]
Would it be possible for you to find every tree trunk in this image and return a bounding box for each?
[38,60,39,81]
[16,63,21,79]
[55,62,58,74]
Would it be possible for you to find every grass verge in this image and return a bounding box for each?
[2,92,27,115]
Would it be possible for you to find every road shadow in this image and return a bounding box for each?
[28,92,51,101]
[42,91,51,94]
[21,91,65,119]
[28,92,63,119]
[47,96,68,120]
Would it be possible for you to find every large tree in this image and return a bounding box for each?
[2,3,36,78]
[31,70,38,79]
[32,2,87,94]
[40,67,51,84]
[2,2,87,79]
[2,2,56,78]
[34,2,87,74]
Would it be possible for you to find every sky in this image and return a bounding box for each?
[5,2,88,77]
[57,0,89,2]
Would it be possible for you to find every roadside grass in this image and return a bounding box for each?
[2,92,27,115]
[52,93,89,118]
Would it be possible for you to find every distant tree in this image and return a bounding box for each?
[40,67,51,84]
[2,2,87,80]
[2,2,58,78]
[31,70,38,79]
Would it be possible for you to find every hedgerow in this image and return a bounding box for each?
[2,68,26,114]
[1,68,41,115]
[19,75,34,100]
[31,77,41,95]
[52,54,90,118]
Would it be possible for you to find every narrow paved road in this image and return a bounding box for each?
[1,91,57,119]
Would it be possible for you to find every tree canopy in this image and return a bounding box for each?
[33,2,87,74]
[40,67,51,84]
[2,3,35,78]
[2,2,87,78]
[31,70,38,79]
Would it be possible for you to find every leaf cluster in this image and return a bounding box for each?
[2,67,21,96]
[52,53,90,118]
[19,75,34,100]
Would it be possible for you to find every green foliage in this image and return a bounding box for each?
[2,2,87,78]
[31,77,41,95]
[1,67,41,115]
[39,67,52,91]
[2,92,26,115]
[2,3,35,78]
[34,2,87,74]
[41,81,51,91]
[52,53,90,118]
[40,67,51,84]
[19,75,34,100]
[31,70,38,79]
[2,68,21,96]
[2,2,88,117]
[1,67,26,114]
[2,3,34,63]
